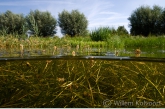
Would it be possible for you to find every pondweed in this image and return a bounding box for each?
[0,59,164,107]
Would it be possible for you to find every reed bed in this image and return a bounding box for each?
[1,35,165,50]
[0,59,164,107]
[124,36,165,48]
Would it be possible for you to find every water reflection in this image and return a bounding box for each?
[0,47,165,58]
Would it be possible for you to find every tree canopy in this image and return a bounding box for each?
[0,10,26,35]
[58,10,88,37]
[117,26,129,35]
[26,10,57,37]
[128,5,163,36]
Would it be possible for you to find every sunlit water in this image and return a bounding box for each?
[0,47,165,61]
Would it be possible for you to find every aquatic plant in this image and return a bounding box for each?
[1,35,165,56]
[0,59,164,107]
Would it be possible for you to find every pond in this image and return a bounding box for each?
[0,47,165,108]
[0,46,165,58]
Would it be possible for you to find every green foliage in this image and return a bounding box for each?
[106,35,125,49]
[26,10,57,37]
[26,14,39,36]
[117,26,129,35]
[0,10,26,36]
[90,27,116,41]
[128,5,163,36]
[151,5,163,35]
[124,36,165,48]
[160,8,165,34]
[58,10,88,37]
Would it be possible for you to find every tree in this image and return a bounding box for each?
[58,10,88,37]
[150,5,163,35]
[0,10,26,35]
[128,5,163,36]
[26,10,57,37]
[160,8,165,34]
[117,26,129,35]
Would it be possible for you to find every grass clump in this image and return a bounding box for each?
[106,35,125,49]
[90,27,116,41]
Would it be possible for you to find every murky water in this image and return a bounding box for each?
[0,57,165,107]
[0,47,165,107]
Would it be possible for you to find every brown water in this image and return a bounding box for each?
[0,57,165,107]
[0,46,165,107]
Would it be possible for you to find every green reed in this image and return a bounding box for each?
[1,35,165,51]
[124,36,165,48]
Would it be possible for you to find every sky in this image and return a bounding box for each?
[0,0,165,37]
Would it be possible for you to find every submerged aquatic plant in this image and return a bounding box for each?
[0,58,164,108]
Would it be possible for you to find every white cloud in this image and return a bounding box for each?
[36,0,117,31]
[99,11,119,15]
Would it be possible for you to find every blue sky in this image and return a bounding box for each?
[0,0,165,36]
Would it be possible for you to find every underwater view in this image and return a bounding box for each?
[0,44,165,108]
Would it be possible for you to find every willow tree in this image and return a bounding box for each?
[0,10,26,36]
[26,10,57,37]
[128,5,163,36]
[58,10,88,37]
[160,8,165,34]
[117,26,129,35]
